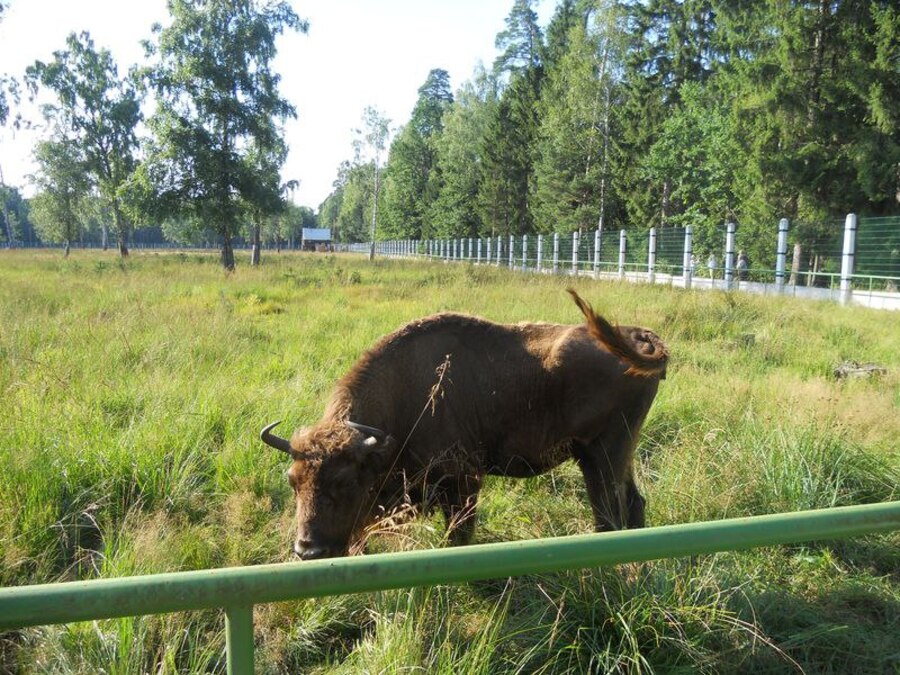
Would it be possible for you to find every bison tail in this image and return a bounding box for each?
[567,289,668,378]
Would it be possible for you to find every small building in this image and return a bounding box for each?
[301,228,332,251]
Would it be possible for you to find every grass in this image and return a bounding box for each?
[0,248,898,674]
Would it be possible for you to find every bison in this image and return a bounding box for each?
[261,289,668,560]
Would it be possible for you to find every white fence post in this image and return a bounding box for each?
[724,222,736,290]
[486,237,491,264]
[537,234,543,272]
[476,238,482,264]
[572,231,579,275]
[618,230,626,279]
[593,228,601,278]
[683,226,693,290]
[648,227,657,285]
[508,234,515,268]
[496,236,502,267]
[840,213,857,306]
[522,234,528,271]
[552,232,560,274]
[776,218,789,293]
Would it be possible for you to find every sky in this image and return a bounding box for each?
[0,0,556,210]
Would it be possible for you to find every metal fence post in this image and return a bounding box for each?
[496,236,502,267]
[509,234,515,268]
[648,227,657,284]
[469,238,473,261]
[225,605,254,675]
[840,213,857,305]
[618,230,626,279]
[552,233,560,274]
[593,228,601,278]
[776,218,789,293]
[683,226,693,290]
[486,237,491,264]
[536,234,543,272]
[522,234,528,271]
[724,222,736,290]
[572,231,579,275]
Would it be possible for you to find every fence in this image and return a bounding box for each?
[1,501,899,674]
[347,214,900,311]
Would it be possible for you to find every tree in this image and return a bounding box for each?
[615,0,717,228]
[0,181,32,246]
[494,0,544,75]
[429,66,498,237]
[139,0,306,270]
[27,32,141,256]
[244,139,295,265]
[534,4,628,234]
[381,69,453,239]
[1,2,22,249]
[29,137,90,256]
[350,106,390,259]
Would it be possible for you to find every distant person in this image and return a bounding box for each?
[737,250,749,281]
[689,253,697,275]
[707,253,717,280]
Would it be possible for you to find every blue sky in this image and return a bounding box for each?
[0,0,555,209]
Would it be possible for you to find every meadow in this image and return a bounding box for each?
[0,249,898,674]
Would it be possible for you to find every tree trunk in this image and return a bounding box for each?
[0,163,14,249]
[369,163,379,261]
[101,222,108,251]
[221,233,236,271]
[789,242,802,286]
[64,240,70,257]
[250,216,261,266]
[112,200,129,257]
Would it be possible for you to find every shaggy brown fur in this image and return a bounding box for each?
[266,290,669,560]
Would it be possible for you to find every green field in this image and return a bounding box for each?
[1,250,898,674]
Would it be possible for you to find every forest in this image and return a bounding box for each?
[0,0,898,270]
[320,0,899,267]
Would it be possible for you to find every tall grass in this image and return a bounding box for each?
[1,249,897,673]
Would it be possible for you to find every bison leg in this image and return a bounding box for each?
[437,473,482,546]
[574,422,646,532]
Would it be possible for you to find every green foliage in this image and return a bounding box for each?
[26,32,142,255]
[28,138,91,251]
[1,251,898,673]
[320,1,897,259]
[381,70,453,239]
[138,0,306,269]
[494,0,544,74]
[429,68,497,237]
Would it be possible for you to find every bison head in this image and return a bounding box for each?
[260,420,396,560]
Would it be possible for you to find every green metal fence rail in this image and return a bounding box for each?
[2,501,899,674]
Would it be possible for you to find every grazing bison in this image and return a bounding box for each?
[261,289,668,560]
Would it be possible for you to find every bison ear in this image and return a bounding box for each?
[354,433,397,465]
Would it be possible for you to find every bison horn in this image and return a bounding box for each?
[260,421,293,456]
[346,420,387,442]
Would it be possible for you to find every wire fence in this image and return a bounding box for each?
[347,214,900,311]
